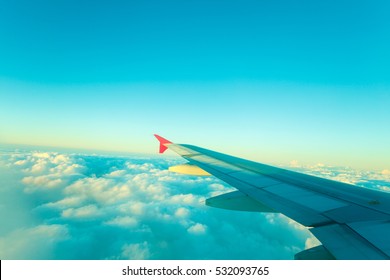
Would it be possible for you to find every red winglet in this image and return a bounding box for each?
[154,134,172,154]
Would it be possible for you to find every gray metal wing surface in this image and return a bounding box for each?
[154,135,390,260]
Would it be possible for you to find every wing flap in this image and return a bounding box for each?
[264,184,348,212]
[310,224,389,259]
[323,204,390,224]
[348,220,390,256]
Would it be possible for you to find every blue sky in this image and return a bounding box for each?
[0,0,389,169]
[0,1,390,260]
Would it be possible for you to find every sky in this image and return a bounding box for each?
[0,1,390,260]
[1,0,390,170]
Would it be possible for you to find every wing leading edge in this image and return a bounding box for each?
[154,134,390,259]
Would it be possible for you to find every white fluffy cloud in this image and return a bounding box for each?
[288,163,390,192]
[0,224,69,259]
[3,149,388,259]
[121,242,151,259]
[175,207,190,219]
[105,216,138,227]
[187,223,207,235]
[381,169,390,177]
[62,205,101,219]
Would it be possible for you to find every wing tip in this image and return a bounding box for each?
[154,134,172,153]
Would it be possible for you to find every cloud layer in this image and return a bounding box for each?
[1,148,388,260]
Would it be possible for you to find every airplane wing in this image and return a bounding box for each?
[154,134,390,260]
